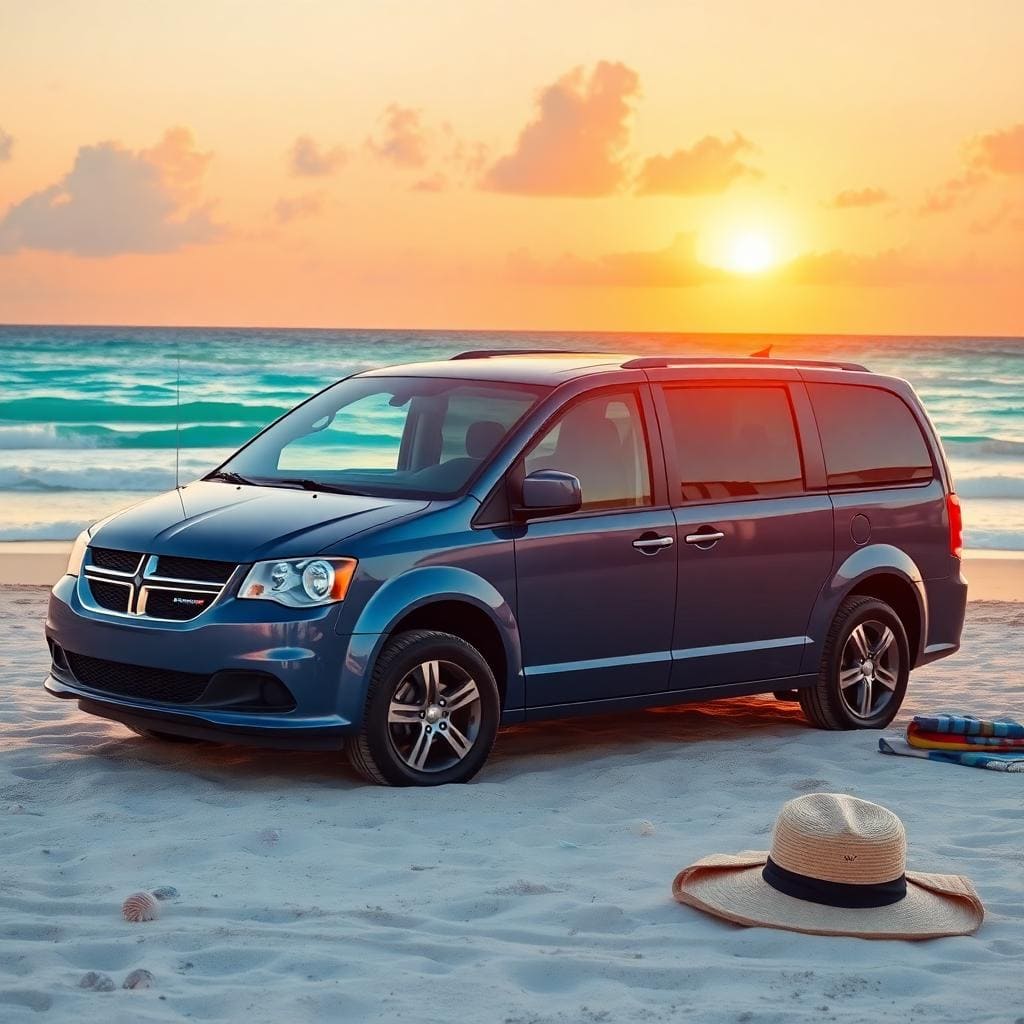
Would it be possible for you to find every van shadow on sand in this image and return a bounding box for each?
[84,696,809,790]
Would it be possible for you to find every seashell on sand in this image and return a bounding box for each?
[123,968,155,989]
[122,891,160,923]
[79,971,115,991]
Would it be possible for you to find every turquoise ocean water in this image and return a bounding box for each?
[1,325,1022,549]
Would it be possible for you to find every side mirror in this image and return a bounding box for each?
[516,469,582,518]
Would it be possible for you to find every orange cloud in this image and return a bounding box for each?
[509,233,724,287]
[0,128,12,162]
[636,133,759,196]
[826,186,890,209]
[273,193,323,223]
[0,127,222,256]
[784,248,933,286]
[411,173,447,193]
[918,121,1024,216]
[919,169,986,214]
[445,128,488,182]
[289,135,346,177]
[368,105,429,168]
[511,236,953,290]
[970,122,1024,175]
[969,201,1024,234]
[484,61,639,196]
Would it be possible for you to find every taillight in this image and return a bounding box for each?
[946,492,963,559]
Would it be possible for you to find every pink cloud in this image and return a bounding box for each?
[274,193,323,223]
[484,61,639,196]
[368,105,429,168]
[289,135,346,177]
[636,133,759,196]
[0,127,222,257]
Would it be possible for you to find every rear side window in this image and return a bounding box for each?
[807,383,933,488]
[662,385,804,501]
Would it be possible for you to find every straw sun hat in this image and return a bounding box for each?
[673,793,983,940]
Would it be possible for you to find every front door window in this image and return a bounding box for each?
[524,391,652,511]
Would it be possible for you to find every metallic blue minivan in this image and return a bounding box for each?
[45,351,967,785]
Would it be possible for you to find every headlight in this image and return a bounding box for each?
[238,557,357,608]
[66,529,91,577]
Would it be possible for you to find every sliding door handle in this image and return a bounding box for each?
[684,529,725,547]
[632,535,674,554]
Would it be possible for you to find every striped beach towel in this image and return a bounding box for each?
[911,714,1024,739]
[907,721,1024,752]
[879,735,1024,773]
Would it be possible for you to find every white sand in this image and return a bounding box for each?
[1,588,1022,1022]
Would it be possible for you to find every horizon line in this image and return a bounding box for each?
[1,322,1022,343]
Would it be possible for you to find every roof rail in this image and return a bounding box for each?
[621,356,869,372]
[450,348,590,360]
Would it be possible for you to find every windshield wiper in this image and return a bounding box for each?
[206,470,257,486]
[271,477,363,495]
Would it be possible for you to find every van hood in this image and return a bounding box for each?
[89,481,428,563]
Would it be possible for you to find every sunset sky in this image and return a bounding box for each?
[1,0,1022,334]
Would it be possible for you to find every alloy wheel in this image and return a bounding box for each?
[386,659,482,773]
[837,619,900,721]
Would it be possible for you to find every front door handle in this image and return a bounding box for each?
[685,529,725,547]
[632,534,674,554]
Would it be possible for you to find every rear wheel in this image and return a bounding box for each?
[348,629,500,786]
[800,596,909,730]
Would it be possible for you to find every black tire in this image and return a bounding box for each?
[126,726,207,744]
[348,629,500,787]
[799,595,910,731]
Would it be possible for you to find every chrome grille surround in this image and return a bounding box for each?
[81,551,238,622]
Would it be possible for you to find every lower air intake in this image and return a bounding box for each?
[65,651,210,704]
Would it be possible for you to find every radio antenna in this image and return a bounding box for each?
[174,344,181,489]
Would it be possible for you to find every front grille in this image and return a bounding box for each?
[143,587,217,621]
[154,555,236,584]
[65,651,210,704]
[81,550,236,621]
[86,578,132,613]
[90,547,143,573]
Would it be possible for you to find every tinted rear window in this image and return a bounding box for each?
[662,385,804,501]
[807,383,933,488]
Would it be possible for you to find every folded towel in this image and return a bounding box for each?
[907,722,1024,751]
[879,735,1024,772]
[911,715,1024,739]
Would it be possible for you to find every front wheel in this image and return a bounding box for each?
[348,629,500,786]
[800,596,910,730]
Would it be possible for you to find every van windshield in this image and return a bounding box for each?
[212,376,548,499]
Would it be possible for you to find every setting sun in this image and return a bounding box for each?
[724,232,778,274]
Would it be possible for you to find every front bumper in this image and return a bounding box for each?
[44,575,381,749]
